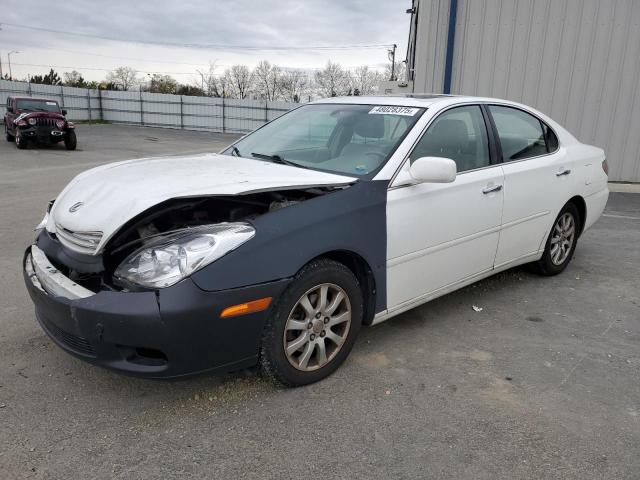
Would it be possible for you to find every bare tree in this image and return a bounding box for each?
[279,69,308,102]
[63,70,88,88]
[147,74,178,94]
[105,67,139,90]
[195,62,225,97]
[224,65,253,99]
[314,61,349,98]
[253,61,282,101]
[350,66,383,96]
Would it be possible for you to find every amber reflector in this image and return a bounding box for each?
[220,297,272,318]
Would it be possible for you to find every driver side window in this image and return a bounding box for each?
[409,105,491,173]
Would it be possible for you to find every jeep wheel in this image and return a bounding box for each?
[64,130,77,150]
[15,129,27,149]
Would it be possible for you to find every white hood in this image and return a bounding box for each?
[47,153,356,254]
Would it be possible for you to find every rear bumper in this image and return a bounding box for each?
[23,246,291,378]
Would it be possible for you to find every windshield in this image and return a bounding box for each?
[16,99,61,113]
[226,104,424,177]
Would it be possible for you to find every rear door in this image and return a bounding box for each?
[386,104,504,311]
[487,105,574,267]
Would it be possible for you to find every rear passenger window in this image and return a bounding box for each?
[410,105,491,173]
[489,106,550,160]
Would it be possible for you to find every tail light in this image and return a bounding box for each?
[602,159,609,176]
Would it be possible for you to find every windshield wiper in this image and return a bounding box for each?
[230,146,241,157]
[250,152,309,169]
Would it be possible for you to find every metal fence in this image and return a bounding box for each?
[0,79,298,134]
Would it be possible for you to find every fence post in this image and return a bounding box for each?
[222,97,225,133]
[60,85,65,110]
[27,82,32,96]
[98,89,103,121]
[87,89,92,124]
[180,95,184,129]
[264,99,268,123]
[139,89,144,126]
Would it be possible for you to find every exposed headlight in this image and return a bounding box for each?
[28,118,37,126]
[114,223,255,288]
[56,120,65,129]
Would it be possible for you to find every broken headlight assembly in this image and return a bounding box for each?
[114,223,255,288]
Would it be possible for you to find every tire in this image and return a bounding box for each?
[530,202,580,276]
[5,124,14,142]
[15,129,27,149]
[64,130,77,150]
[259,259,363,387]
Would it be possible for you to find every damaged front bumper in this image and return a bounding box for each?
[23,245,291,378]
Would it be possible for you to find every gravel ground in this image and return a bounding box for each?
[1,124,638,479]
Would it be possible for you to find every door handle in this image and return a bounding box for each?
[482,184,502,194]
[556,168,571,176]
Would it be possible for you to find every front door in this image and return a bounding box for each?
[386,105,504,311]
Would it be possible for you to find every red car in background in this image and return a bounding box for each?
[4,96,77,150]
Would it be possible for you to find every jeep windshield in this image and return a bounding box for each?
[224,104,425,177]
[16,99,61,113]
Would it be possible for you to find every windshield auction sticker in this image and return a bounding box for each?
[369,106,420,116]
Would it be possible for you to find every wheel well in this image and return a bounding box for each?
[567,195,586,236]
[310,250,377,326]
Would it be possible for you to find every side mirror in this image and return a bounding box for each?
[409,156,457,183]
[61,109,68,116]
[6,106,13,113]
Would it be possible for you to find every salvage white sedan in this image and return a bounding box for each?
[24,95,609,386]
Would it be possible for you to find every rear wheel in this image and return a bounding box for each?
[15,129,27,149]
[531,202,580,276]
[64,130,77,150]
[260,259,363,387]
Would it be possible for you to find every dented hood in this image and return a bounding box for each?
[47,152,357,253]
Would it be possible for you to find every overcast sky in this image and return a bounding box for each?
[0,0,411,83]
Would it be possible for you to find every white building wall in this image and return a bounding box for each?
[410,0,640,182]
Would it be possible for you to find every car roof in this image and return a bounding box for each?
[10,96,59,103]
[310,93,528,109]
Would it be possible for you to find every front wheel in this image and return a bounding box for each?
[15,129,27,149]
[64,130,77,150]
[531,202,580,276]
[260,259,363,387]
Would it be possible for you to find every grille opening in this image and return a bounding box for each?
[120,346,168,367]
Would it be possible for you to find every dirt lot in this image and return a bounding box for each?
[1,124,638,479]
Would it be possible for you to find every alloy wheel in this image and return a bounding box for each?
[550,212,576,265]
[283,283,352,371]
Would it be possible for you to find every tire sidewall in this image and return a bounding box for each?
[261,260,363,386]
[540,203,580,274]
[65,130,77,150]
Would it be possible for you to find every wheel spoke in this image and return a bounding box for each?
[298,342,314,369]
[325,328,344,346]
[551,236,561,245]
[316,339,327,365]
[550,244,559,257]
[286,319,308,331]
[325,290,345,315]
[298,294,315,319]
[318,285,329,312]
[286,332,309,355]
[328,311,350,328]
